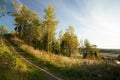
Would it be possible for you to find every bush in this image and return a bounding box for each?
[0,51,16,70]
[83,48,99,59]
[117,54,120,61]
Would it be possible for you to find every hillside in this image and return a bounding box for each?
[0,38,56,80]
[100,48,120,54]
[1,0,120,80]
[3,34,120,80]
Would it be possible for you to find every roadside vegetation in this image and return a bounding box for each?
[0,38,55,80]
[0,0,120,80]
[6,35,120,80]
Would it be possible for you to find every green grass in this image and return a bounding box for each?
[6,35,120,80]
[0,38,53,80]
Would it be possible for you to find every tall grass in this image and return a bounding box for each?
[13,38,100,66]
[0,38,53,80]
[8,36,120,80]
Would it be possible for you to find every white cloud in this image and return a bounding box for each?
[57,0,120,48]
[78,0,120,48]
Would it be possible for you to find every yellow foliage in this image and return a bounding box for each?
[12,36,101,68]
[15,58,27,72]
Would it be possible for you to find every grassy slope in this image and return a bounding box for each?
[0,38,53,80]
[7,35,120,80]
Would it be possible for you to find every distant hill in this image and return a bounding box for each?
[99,48,120,54]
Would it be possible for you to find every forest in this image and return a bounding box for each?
[100,48,120,54]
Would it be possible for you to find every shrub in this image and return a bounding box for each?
[117,54,120,61]
[0,51,16,70]
[83,46,99,59]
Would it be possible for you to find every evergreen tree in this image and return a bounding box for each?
[0,25,9,46]
[42,4,58,52]
[0,25,9,36]
[83,39,99,59]
[13,5,41,45]
[61,26,79,56]
[58,30,63,53]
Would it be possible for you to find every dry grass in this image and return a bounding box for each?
[9,36,120,80]
[1,37,54,80]
[20,44,101,67]
[11,36,101,68]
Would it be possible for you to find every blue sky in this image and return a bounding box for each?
[0,0,120,48]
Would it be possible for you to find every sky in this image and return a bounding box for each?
[0,0,120,49]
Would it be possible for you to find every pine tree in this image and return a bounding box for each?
[13,5,41,45]
[61,26,79,56]
[43,4,58,53]
[83,39,99,59]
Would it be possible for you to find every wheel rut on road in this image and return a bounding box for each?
[6,39,63,80]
